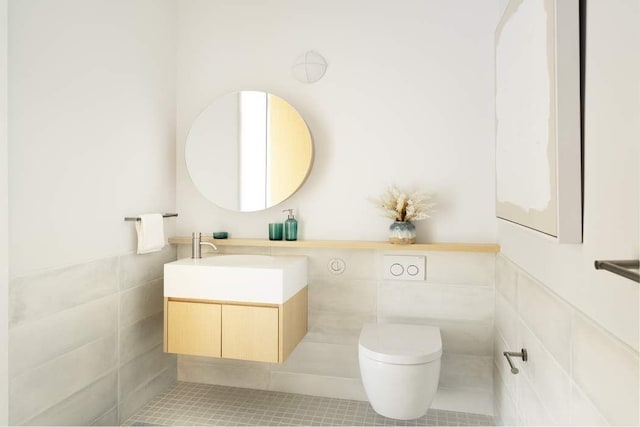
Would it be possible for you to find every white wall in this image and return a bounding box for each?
[8,0,178,422]
[9,0,177,277]
[494,0,639,425]
[0,0,8,422]
[176,0,497,243]
[498,0,639,358]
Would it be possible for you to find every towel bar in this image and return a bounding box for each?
[503,349,527,375]
[594,260,639,283]
[124,213,178,222]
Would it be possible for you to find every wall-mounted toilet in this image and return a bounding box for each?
[358,323,442,420]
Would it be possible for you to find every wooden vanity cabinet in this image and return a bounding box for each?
[164,286,307,364]
[166,300,221,357]
[221,304,279,362]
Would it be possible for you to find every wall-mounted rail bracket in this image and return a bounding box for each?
[594,260,639,283]
[503,348,528,375]
[124,213,178,222]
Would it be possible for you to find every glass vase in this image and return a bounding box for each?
[389,221,416,244]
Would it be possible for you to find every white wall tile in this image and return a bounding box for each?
[494,333,517,397]
[308,277,376,315]
[23,371,117,426]
[273,341,360,379]
[574,267,640,353]
[177,355,272,390]
[10,294,117,377]
[431,387,494,416]
[269,371,367,402]
[177,244,191,259]
[10,334,118,425]
[120,311,164,365]
[9,244,175,423]
[306,310,373,345]
[120,278,163,328]
[439,354,492,391]
[379,281,494,321]
[9,257,118,326]
[379,315,494,356]
[426,252,495,286]
[272,247,380,280]
[572,313,639,426]
[119,344,175,401]
[495,253,639,427]
[118,366,176,424]
[91,406,118,426]
[518,320,571,425]
[493,363,518,426]
[517,272,572,370]
[495,291,517,349]
[570,381,608,426]
[516,374,554,426]
[495,254,518,305]
[438,318,494,356]
[118,246,176,290]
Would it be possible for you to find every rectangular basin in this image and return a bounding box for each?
[164,254,308,304]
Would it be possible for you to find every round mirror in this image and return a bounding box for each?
[186,91,314,212]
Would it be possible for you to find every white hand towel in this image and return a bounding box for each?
[135,213,166,254]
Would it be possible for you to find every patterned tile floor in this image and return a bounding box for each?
[124,382,494,426]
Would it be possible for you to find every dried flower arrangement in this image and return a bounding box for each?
[373,186,435,222]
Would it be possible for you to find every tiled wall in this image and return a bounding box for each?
[493,254,639,426]
[8,246,177,425]
[176,245,496,415]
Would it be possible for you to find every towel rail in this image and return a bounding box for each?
[124,213,178,222]
[503,349,528,375]
[594,260,639,283]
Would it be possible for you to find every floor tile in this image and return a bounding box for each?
[123,382,494,426]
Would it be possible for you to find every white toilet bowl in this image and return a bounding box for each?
[358,323,442,420]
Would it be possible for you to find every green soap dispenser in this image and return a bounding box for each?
[283,209,298,241]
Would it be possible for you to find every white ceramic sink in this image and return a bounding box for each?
[164,254,308,304]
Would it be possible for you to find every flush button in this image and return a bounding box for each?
[390,263,404,276]
[328,258,346,275]
[407,265,419,276]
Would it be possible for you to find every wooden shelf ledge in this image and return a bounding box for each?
[168,237,500,253]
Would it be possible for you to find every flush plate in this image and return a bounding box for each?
[383,255,426,281]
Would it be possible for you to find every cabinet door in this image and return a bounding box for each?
[222,305,279,363]
[167,300,221,357]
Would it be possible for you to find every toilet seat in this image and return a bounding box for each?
[359,323,442,365]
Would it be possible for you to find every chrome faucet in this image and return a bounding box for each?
[191,232,218,259]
